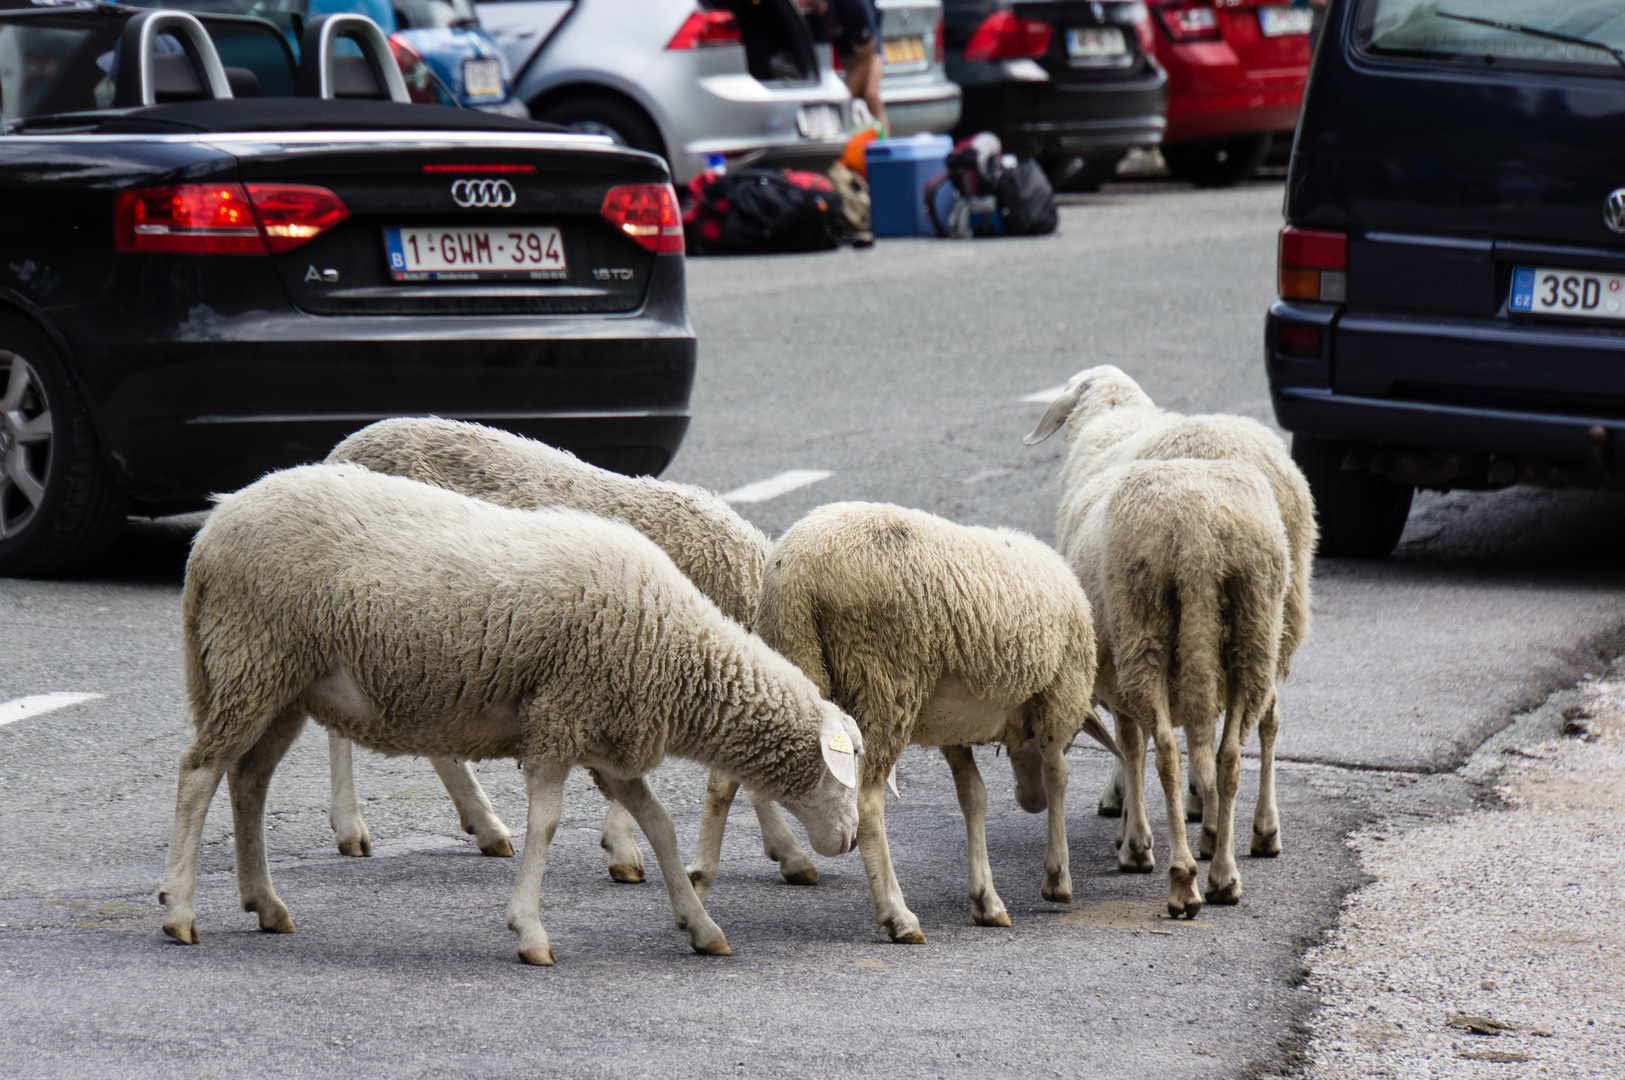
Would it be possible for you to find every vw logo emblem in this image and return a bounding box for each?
[900,8,910,25]
[451,179,517,208]
[1091,1,1104,21]
[1606,189,1625,234]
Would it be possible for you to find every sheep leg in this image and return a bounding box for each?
[600,801,646,884]
[430,757,514,857]
[505,759,568,966]
[158,750,228,945]
[1096,761,1125,817]
[1115,715,1155,873]
[1186,718,1219,858]
[1150,706,1202,919]
[685,772,738,902]
[747,791,818,887]
[228,709,306,934]
[856,780,925,943]
[326,732,372,857]
[942,746,1010,927]
[1205,709,1244,905]
[1250,696,1283,857]
[1040,741,1073,904]
[599,774,731,956]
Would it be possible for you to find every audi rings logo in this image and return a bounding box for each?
[451,179,517,208]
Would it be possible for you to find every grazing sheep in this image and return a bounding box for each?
[158,464,863,964]
[326,417,818,891]
[1025,365,1315,859]
[733,501,1118,944]
[1057,459,1288,916]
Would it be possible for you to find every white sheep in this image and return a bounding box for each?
[728,501,1119,943]
[1056,458,1288,916]
[158,464,864,964]
[1025,365,1315,859]
[325,417,819,891]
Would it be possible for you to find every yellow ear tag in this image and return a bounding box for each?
[827,731,854,755]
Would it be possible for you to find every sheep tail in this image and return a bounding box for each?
[1171,573,1227,737]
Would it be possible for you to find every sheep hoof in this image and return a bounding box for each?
[253,904,296,934]
[780,866,819,887]
[1096,801,1122,818]
[162,920,199,945]
[336,837,372,858]
[518,945,556,966]
[1042,885,1073,905]
[1168,898,1203,920]
[692,934,732,956]
[1118,841,1154,874]
[886,919,927,944]
[480,837,516,858]
[974,909,1012,928]
[608,863,646,884]
[1250,828,1282,858]
[1198,827,1217,860]
[1185,806,1204,823]
[1206,879,1242,905]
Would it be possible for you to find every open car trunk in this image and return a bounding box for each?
[711,0,819,86]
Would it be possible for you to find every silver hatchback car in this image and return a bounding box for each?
[478,0,852,183]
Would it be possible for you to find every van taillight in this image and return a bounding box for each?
[1278,225,1348,303]
[601,183,684,254]
[1154,2,1221,43]
[115,183,351,255]
[964,12,1053,61]
[934,16,945,64]
[666,11,741,49]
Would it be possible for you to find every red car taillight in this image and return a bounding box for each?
[1278,226,1347,303]
[114,182,351,255]
[1154,1,1222,43]
[114,184,263,254]
[934,16,945,64]
[246,184,352,254]
[666,10,741,49]
[388,33,441,104]
[601,183,684,254]
[963,11,1052,61]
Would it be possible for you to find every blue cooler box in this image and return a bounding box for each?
[866,134,953,238]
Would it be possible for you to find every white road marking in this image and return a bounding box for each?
[1020,385,1069,404]
[962,467,1013,486]
[0,692,104,729]
[721,469,833,504]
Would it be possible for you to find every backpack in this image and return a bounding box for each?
[682,168,837,255]
[925,132,1057,239]
[827,162,874,248]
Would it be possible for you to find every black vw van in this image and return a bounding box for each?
[1265,0,1625,556]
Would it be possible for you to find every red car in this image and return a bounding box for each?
[1149,0,1313,186]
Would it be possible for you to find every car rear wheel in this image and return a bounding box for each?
[1042,152,1124,193]
[533,94,665,159]
[0,316,127,577]
[1162,135,1271,188]
[1292,435,1413,559]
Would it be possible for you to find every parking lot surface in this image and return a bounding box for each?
[4,181,1623,1078]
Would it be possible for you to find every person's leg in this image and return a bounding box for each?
[843,41,888,135]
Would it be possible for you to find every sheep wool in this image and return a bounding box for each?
[158,464,862,965]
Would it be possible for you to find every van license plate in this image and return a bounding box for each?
[1258,7,1313,36]
[1510,266,1625,320]
[1066,27,1126,58]
[385,227,566,282]
[883,35,926,66]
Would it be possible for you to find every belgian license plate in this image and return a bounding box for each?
[462,57,504,99]
[1510,266,1625,320]
[1258,6,1313,36]
[883,35,926,66]
[797,104,842,140]
[1066,27,1127,58]
[384,226,566,282]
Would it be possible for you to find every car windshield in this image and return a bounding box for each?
[1355,0,1625,75]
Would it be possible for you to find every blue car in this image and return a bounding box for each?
[131,0,526,113]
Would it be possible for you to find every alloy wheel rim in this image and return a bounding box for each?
[0,351,53,540]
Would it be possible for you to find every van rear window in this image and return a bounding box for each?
[1355,1,1625,75]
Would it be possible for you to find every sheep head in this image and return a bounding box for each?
[1023,365,1154,446]
[774,702,864,857]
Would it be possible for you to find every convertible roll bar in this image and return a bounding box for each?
[295,15,412,104]
[112,10,235,108]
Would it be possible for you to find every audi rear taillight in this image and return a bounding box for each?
[1154,2,1221,43]
[601,183,683,254]
[963,11,1052,61]
[115,184,263,254]
[666,10,741,49]
[389,33,440,104]
[246,184,351,253]
[1278,226,1347,303]
[934,16,945,64]
[114,182,350,255]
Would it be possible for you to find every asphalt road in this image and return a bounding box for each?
[3,180,1622,1080]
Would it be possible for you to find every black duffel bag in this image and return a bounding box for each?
[685,168,838,255]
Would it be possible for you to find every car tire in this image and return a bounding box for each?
[1042,152,1123,193]
[1162,134,1271,189]
[1292,434,1413,559]
[532,94,664,159]
[0,315,128,577]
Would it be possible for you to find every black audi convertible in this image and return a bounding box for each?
[0,3,693,575]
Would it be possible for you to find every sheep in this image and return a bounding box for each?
[324,417,819,892]
[726,501,1119,944]
[157,464,865,964]
[1025,365,1315,860]
[1055,458,1288,916]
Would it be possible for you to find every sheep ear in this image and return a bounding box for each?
[1083,706,1124,762]
[886,762,899,799]
[819,713,859,789]
[1023,380,1085,445]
